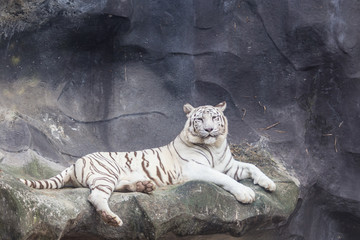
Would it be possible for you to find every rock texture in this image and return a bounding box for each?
[0,0,359,239]
[0,146,298,240]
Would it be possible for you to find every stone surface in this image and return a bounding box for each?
[0,145,298,240]
[0,0,360,239]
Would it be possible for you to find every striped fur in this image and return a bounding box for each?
[20,102,276,226]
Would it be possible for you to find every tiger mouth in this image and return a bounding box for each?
[191,130,218,139]
[203,133,217,138]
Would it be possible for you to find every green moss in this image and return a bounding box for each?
[1,157,58,180]
[23,157,57,179]
[0,168,61,239]
[11,56,21,66]
[0,178,27,239]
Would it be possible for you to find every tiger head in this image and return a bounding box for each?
[182,102,228,145]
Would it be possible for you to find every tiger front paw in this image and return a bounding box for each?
[233,185,256,203]
[256,176,276,192]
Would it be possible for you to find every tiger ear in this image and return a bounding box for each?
[215,101,227,112]
[183,103,194,115]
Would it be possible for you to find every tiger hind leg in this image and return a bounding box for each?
[88,184,123,226]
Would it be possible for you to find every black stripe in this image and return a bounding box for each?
[73,163,78,183]
[234,166,240,181]
[223,152,233,172]
[172,140,189,162]
[221,115,225,127]
[125,153,132,171]
[166,144,174,158]
[55,176,62,186]
[88,158,114,179]
[193,148,211,166]
[91,176,116,186]
[142,152,150,167]
[85,172,92,185]
[179,136,193,148]
[51,179,59,188]
[167,171,173,184]
[239,168,244,180]
[81,158,86,183]
[141,156,159,185]
[156,166,164,183]
[106,152,122,174]
[194,143,214,167]
[108,153,120,169]
[156,150,166,173]
[119,166,126,173]
[219,145,229,162]
[88,155,118,178]
[191,158,207,166]
[94,186,112,195]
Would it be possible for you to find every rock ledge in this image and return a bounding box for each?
[0,145,298,240]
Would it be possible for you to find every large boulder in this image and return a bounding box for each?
[0,145,298,240]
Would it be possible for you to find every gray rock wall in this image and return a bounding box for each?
[0,0,359,239]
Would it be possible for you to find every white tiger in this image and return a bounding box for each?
[20,102,276,226]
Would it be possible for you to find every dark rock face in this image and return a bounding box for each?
[0,0,359,239]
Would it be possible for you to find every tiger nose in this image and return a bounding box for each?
[205,127,213,132]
